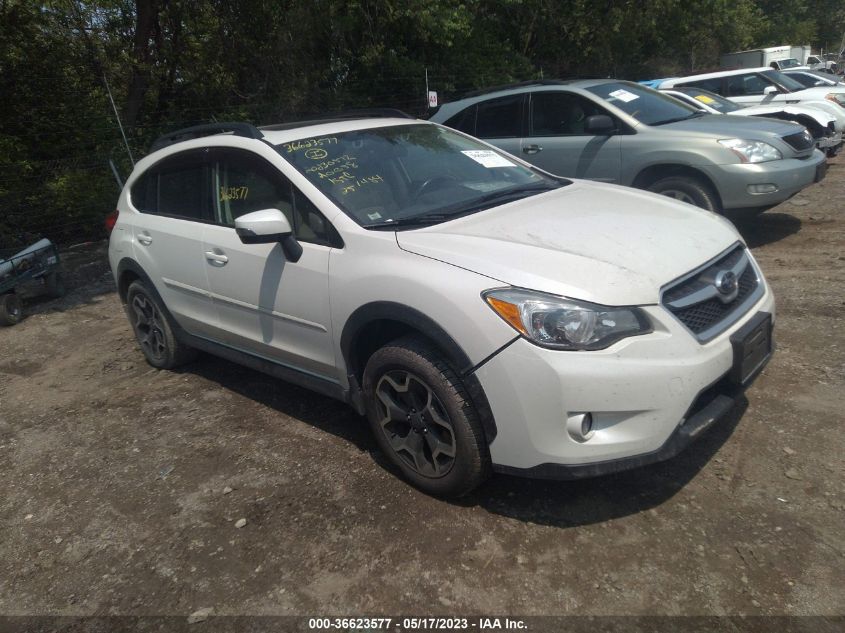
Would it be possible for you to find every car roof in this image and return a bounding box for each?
[661,67,775,86]
[432,78,639,119]
[144,117,427,161]
[259,118,423,145]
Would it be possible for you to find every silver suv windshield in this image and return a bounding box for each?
[278,124,565,229]
[586,82,703,126]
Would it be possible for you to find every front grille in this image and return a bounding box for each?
[782,130,814,152]
[661,245,763,342]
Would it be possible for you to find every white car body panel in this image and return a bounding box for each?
[395,181,738,306]
[658,70,845,132]
[109,117,778,478]
[201,223,337,378]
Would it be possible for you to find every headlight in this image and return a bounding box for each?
[826,92,845,107]
[718,138,783,163]
[483,288,651,351]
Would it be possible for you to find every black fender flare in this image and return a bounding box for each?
[115,258,190,340]
[341,301,498,443]
[116,257,158,303]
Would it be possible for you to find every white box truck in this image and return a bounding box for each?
[790,45,811,64]
[720,46,803,70]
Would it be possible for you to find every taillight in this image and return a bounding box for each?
[105,210,119,234]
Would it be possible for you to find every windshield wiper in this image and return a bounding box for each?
[651,111,707,126]
[366,214,454,230]
[365,182,562,231]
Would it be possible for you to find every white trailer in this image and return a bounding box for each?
[720,46,791,69]
[790,45,812,64]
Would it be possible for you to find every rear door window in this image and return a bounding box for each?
[475,95,524,138]
[442,106,477,135]
[130,150,210,221]
[678,77,724,94]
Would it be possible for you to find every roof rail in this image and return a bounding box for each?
[312,107,414,121]
[260,108,414,131]
[461,79,571,99]
[149,122,264,153]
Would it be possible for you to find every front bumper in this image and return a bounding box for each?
[699,150,826,210]
[475,277,775,475]
[817,131,842,152]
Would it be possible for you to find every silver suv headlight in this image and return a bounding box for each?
[718,138,783,163]
[483,288,651,351]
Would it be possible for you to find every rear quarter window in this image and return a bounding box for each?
[130,172,157,213]
[475,95,523,138]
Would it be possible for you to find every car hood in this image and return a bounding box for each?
[396,181,740,305]
[659,113,802,138]
[730,104,834,127]
[785,99,845,130]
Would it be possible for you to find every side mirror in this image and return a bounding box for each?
[234,208,302,262]
[762,86,779,95]
[584,114,617,135]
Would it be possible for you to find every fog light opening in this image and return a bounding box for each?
[747,183,778,194]
[567,413,595,442]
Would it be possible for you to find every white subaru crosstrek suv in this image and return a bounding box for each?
[108,113,775,497]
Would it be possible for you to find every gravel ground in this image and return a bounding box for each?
[0,157,843,629]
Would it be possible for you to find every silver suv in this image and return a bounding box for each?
[430,79,826,216]
[109,115,774,497]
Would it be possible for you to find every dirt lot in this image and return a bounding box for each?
[1,158,843,628]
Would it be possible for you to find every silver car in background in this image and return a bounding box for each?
[430,80,827,217]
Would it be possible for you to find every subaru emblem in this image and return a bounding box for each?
[714,270,738,295]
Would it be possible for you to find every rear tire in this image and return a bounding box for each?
[362,335,491,497]
[126,280,197,369]
[647,176,721,213]
[0,293,23,326]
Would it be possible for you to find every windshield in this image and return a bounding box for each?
[777,58,802,69]
[278,124,565,228]
[677,88,743,113]
[586,82,701,125]
[762,69,810,92]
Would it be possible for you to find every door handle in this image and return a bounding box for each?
[523,144,543,155]
[204,251,229,265]
[137,233,152,245]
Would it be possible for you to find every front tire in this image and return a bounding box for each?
[647,176,721,213]
[362,336,491,497]
[126,280,197,369]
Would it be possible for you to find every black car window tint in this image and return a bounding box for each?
[476,95,522,138]
[157,161,207,220]
[442,105,477,135]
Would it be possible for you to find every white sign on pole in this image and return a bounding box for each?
[428,91,438,108]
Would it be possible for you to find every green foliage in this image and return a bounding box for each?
[0,0,842,248]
